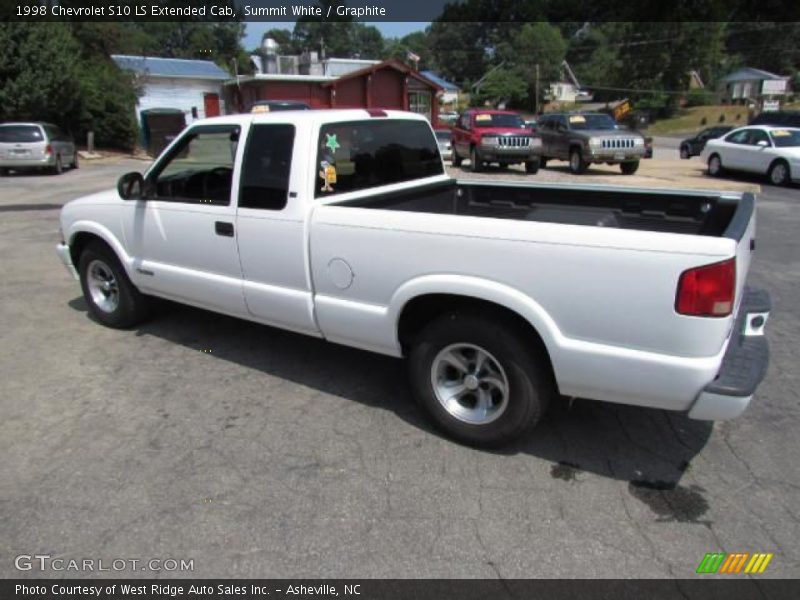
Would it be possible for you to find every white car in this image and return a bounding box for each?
[703,125,800,186]
[55,109,770,447]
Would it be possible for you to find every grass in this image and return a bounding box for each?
[647,106,750,135]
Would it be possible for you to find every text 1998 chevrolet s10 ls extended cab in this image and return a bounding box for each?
[56,109,770,446]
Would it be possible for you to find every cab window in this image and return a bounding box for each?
[314,120,443,198]
[149,125,239,205]
[239,124,295,211]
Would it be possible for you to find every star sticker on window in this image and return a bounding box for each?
[325,133,340,153]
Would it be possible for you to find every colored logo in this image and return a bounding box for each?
[696,552,773,574]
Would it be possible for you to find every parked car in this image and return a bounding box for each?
[451,109,542,173]
[0,122,77,175]
[680,126,734,159]
[750,110,800,128]
[249,100,310,113]
[56,109,770,447]
[538,112,647,174]
[703,125,800,186]
[434,128,453,161]
[524,119,538,132]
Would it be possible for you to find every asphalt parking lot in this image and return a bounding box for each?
[1,155,798,579]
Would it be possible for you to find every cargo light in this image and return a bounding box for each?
[675,258,736,317]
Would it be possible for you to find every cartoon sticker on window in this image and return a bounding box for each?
[475,114,492,123]
[772,129,790,137]
[569,115,586,124]
[319,160,336,193]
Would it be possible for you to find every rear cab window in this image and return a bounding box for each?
[314,119,443,198]
[0,125,44,143]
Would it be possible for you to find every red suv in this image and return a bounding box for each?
[451,110,542,173]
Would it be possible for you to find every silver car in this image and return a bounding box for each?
[434,128,453,161]
[0,122,78,175]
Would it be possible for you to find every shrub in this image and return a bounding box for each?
[685,89,715,107]
[700,117,707,125]
[718,114,726,123]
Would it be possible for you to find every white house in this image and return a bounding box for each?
[718,67,789,105]
[112,55,231,123]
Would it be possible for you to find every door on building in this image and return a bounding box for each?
[204,93,221,118]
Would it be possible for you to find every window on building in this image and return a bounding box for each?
[315,119,443,198]
[408,91,432,121]
[239,124,295,211]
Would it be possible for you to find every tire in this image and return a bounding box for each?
[52,155,63,175]
[707,153,723,177]
[679,145,690,159]
[408,312,554,447]
[525,159,540,174]
[540,157,548,168]
[453,150,462,167]
[620,160,640,175]
[768,160,790,186]
[498,163,509,170]
[78,241,150,329]
[72,151,79,169]
[0,167,9,176]
[470,146,483,172]
[568,148,588,174]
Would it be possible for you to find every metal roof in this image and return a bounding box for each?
[720,67,785,83]
[111,55,230,81]
[421,71,460,92]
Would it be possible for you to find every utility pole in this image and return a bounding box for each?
[535,64,540,115]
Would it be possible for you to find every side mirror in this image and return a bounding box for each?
[757,140,769,147]
[117,172,145,200]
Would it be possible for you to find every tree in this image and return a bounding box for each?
[0,24,82,125]
[386,30,433,69]
[474,66,528,107]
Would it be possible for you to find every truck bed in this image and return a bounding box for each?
[339,180,749,238]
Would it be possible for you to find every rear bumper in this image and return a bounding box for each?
[56,243,79,280]
[0,156,54,168]
[688,287,771,420]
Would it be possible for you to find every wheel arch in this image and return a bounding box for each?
[392,278,562,388]
[67,223,132,276]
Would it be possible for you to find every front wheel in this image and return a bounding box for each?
[620,160,639,175]
[525,159,540,174]
[707,154,723,177]
[768,160,790,186]
[680,145,690,159]
[78,241,150,328]
[569,148,588,174]
[408,312,553,447]
[470,147,484,172]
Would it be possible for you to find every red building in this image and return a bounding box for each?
[225,60,443,126]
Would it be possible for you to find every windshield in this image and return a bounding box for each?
[473,113,525,128]
[769,129,800,147]
[567,114,617,130]
[0,125,43,143]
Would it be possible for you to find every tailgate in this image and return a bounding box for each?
[723,192,757,314]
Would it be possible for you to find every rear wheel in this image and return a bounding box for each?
[569,148,588,174]
[72,151,79,169]
[470,147,483,172]
[525,159,540,174]
[0,167,9,176]
[768,160,790,186]
[408,312,553,447]
[78,241,150,328]
[620,160,640,175]
[52,155,63,175]
[708,153,723,177]
[540,157,548,168]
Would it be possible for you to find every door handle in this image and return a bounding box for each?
[215,221,234,237]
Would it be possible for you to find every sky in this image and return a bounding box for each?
[244,21,428,50]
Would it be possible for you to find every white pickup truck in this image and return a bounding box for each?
[56,109,771,447]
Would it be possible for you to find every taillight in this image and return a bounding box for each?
[44,144,52,155]
[676,258,736,317]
